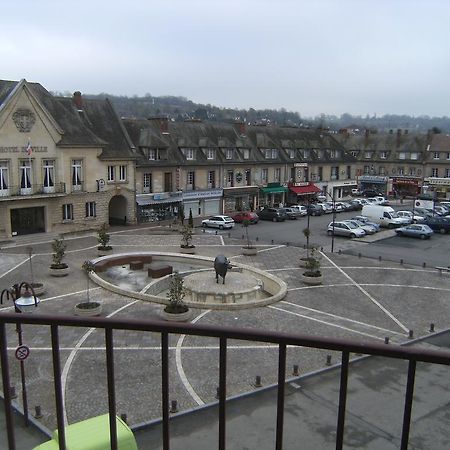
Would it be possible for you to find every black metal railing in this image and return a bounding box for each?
[0,183,66,198]
[1,313,450,450]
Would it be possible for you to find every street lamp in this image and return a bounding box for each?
[325,190,337,253]
[0,282,40,426]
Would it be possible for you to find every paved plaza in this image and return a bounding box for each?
[1,224,450,448]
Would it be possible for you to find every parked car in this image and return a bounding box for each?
[318,202,333,214]
[362,189,383,197]
[341,202,355,211]
[423,216,450,234]
[257,207,287,222]
[327,221,366,238]
[396,211,425,224]
[395,224,434,239]
[374,196,390,206]
[344,219,377,235]
[289,205,308,216]
[352,215,381,231]
[281,207,302,219]
[231,211,259,224]
[201,215,235,229]
[349,200,363,210]
[351,188,363,196]
[333,202,345,212]
[306,204,324,216]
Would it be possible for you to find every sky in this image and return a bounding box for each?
[2,0,450,117]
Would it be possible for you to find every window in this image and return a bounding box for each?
[351,151,358,157]
[446,168,450,177]
[398,167,404,175]
[409,167,416,175]
[330,149,337,158]
[245,169,251,186]
[317,166,323,181]
[187,171,195,189]
[119,165,127,182]
[346,165,351,179]
[318,150,324,158]
[107,165,115,182]
[62,204,73,221]
[243,149,250,159]
[206,149,215,160]
[303,149,310,158]
[208,170,215,188]
[271,149,278,159]
[379,167,385,175]
[43,160,55,190]
[289,149,295,159]
[71,159,82,190]
[0,161,9,194]
[433,152,439,160]
[432,168,439,177]
[143,173,152,193]
[20,160,32,192]
[261,168,268,183]
[185,148,194,160]
[364,152,372,159]
[264,149,271,159]
[410,152,418,160]
[226,149,233,160]
[274,168,281,182]
[364,166,370,174]
[85,201,96,218]
[148,149,156,160]
[447,152,450,160]
[399,152,406,160]
[380,151,387,159]
[227,170,234,186]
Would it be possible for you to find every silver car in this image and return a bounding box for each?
[344,219,377,235]
[327,221,366,238]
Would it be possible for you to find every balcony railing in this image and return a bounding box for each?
[0,183,66,198]
[1,313,450,450]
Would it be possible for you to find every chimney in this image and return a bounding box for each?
[147,116,169,133]
[396,129,401,147]
[233,121,246,136]
[365,129,369,139]
[73,91,83,110]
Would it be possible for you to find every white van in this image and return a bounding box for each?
[361,205,409,228]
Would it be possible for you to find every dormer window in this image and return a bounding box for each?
[330,149,336,158]
[303,149,309,158]
[226,149,233,160]
[185,148,194,160]
[365,152,372,159]
[206,148,215,160]
[351,151,358,157]
[146,148,167,161]
[399,152,406,160]
[271,149,278,159]
[148,149,156,160]
[318,150,324,159]
[410,152,418,160]
[433,152,440,160]
[243,149,250,159]
[264,149,271,159]
[288,149,295,159]
[380,151,387,159]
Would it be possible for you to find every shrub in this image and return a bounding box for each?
[51,238,67,269]
[165,271,188,314]
[97,223,112,250]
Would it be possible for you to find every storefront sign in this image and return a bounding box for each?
[182,189,223,200]
[294,163,308,167]
[424,177,450,186]
[358,175,388,183]
[153,193,170,200]
[0,146,48,153]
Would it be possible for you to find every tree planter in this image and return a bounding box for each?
[180,245,196,254]
[160,308,192,322]
[299,257,313,268]
[30,282,46,296]
[242,246,257,256]
[301,272,323,285]
[74,301,102,316]
[98,246,113,257]
[49,264,69,277]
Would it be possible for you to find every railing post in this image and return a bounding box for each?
[336,350,349,450]
[400,359,417,450]
[161,331,170,450]
[51,324,66,450]
[105,327,118,450]
[219,336,227,450]
[275,343,286,450]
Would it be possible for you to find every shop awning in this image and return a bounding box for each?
[137,197,182,206]
[260,185,288,194]
[289,184,321,195]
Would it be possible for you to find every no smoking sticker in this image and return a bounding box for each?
[15,345,30,361]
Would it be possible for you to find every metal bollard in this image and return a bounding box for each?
[228,233,231,238]
[326,355,332,366]
[338,249,342,255]
[271,240,274,244]
[34,405,43,419]
[422,262,426,268]
[293,364,299,376]
[215,230,218,235]
[379,255,382,262]
[408,330,414,339]
[202,228,205,233]
[216,387,220,399]
[358,253,361,258]
[10,386,17,399]
[430,323,435,332]
[384,337,390,344]
[242,235,245,240]
[256,236,259,241]
[400,258,404,265]
[170,400,178,413]
[120,413,127,424]
[254,375,262,387]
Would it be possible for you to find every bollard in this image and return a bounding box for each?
[271,240,274,244]
[242,235,245,240]
[320,246,323,252]
[202,228,205,233]
[358,253,361,258]
[228,233,231,238]
[34,405,43,419]
[422,262,426,268]
[430,323,435,332]
[256,236,259,241]
[326,355,332,366]
[286,242,289,246]
[379,255,382,262]
[170,400,178,413]
[303,244,306,249]
[338,249,342,255]
[10,386,17,399]
[254,375,262,387]
[216,387,220,399]
[384,337,390,344]
[408,330,414,339]
[293,364,299,376]
[120,413,127,424]
[400,259,404,265]
[215,230,218,235]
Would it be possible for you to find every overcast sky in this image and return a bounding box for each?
[2,0,449,117]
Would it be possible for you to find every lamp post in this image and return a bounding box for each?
[0,282,40,426]
[325,189,337,253]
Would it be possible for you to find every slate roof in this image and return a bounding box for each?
[0,79,135,160]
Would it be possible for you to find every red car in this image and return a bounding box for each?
[231,211,259,224]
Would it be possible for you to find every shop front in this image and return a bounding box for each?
[318,180,357,200]
[182,188,223,218]
[287,182,321,204]
[223,186,259,213]
[259,183,288,208]
[358,175,388,195]
[136,191,183,222]
[422,178,450,199]
[391,176,422,197]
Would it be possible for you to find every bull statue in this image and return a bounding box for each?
[214,254,232,284]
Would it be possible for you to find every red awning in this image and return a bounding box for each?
[289,184,321,195]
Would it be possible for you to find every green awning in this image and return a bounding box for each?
[260,186,288,194]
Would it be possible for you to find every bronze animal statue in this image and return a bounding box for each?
[214,255,232,284]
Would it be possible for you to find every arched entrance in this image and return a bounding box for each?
[108,195,127,225]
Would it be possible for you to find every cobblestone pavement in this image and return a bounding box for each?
[1,225,449,433]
